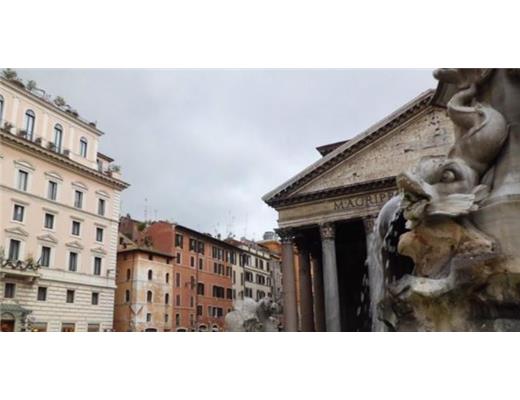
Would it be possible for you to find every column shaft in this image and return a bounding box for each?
[320,223,341,332]
[311,253,326,332]
[298,246,314,332]
[280,231,298,332]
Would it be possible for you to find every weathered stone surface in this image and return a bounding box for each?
[295,108,454,195]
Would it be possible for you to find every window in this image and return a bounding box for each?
[47,180,58,200]
[176,252,181,264]
[44,213,54,229]
[245,287,253,298]
[40,246,51,267]
[91,292,99,305]
[175,314,180,326]
[88,324,100,332]
[175,234,183,248]
[198,258,203,270]
[69,252,78,272]
[165,314,169,323]
[8,239,20,261]
[212,286,225,299]
[17,170,28,191]
[97,198,106,216]
[93,257,102,275]
[71,220,81,236]
[176,294,181,306]
[96,227,104,242]
[37,287,47,301]
[147,290,153,303]
[190,256,195,267]
[74,190,83,208]
[4,283,15,298]
[165,293,170,304]
[125,289,130,303]
[148,254,153,261]
[189,238,196,252]
[66,290,75,303]
[79,137,88,157]
[0,95,3,121]
[226,288,233,299]
[190,296,194,307]
[53,124,63,152]
[197,305,203,316]
[126,269,131,281]
[165,273,169,283]
[24,110,35,139]
[147,269,153,280]
[175,273,180,288]
[197,282,204,296]
[146,313,152,322]
[12,204,24,222]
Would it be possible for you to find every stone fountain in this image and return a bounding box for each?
[370,69,520,331]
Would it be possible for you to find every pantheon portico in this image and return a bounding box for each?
[264,83,456,331]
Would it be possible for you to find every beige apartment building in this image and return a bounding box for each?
[0,73,129,332]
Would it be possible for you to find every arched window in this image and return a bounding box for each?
[53,124,63,152]
[165,293,169,304]
[125,290,130,303]
[126,269,131,281]
[165,273,169,283]
[0,95,4,122]
[24,110,35,139]
[79,137,88,157]
[147,290,153,303]
[147,269,153,280]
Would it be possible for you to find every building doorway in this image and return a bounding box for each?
[335,219,371,332]
[1,317,15,332]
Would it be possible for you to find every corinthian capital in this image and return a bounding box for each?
[276,228,295,244]
[319,222,335,240]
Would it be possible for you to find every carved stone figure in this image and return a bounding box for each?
[370,69,520,331]
[224,297,280,332]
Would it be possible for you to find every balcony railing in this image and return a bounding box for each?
[0,255,41,283]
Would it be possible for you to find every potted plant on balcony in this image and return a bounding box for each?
[18,129,28,138]
[3,121,13,133]
[34,136,43,145]
[47,141,57,151]
[107,164,121,177]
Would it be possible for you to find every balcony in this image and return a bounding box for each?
[0,256,41,283]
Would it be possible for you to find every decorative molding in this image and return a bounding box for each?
[275,228,295,244]
[14,159,35,171]
[37,233,58,244]
[95,189,110,198]
[91,246,107,255]
[319,223,335,240]
[0,130,129,190]
[44,171,63,182]
[4,226,29,237]
[65,240,84,250]
[272,176,397,208]
[72,181,88,191]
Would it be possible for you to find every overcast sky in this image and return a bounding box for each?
[19,69,435,239]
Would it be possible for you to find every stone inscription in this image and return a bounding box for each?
[333,190,398,211]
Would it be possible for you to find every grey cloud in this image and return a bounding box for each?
[19,69,435,239]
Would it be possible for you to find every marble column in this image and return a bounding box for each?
[296,239,314,332]
[320,222,341,332]
[311,251,326,332]
[278,229,298,332]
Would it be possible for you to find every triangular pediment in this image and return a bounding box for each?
[65,240,84,250]
[263,87,455,207]
[4,226,29,237]
[294,107,453,196]
[91,246,107,255]
[37,233,58,244]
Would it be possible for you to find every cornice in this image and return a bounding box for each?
[0,78,105,136]
[0,129,130,190]
[270,176,397,208]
